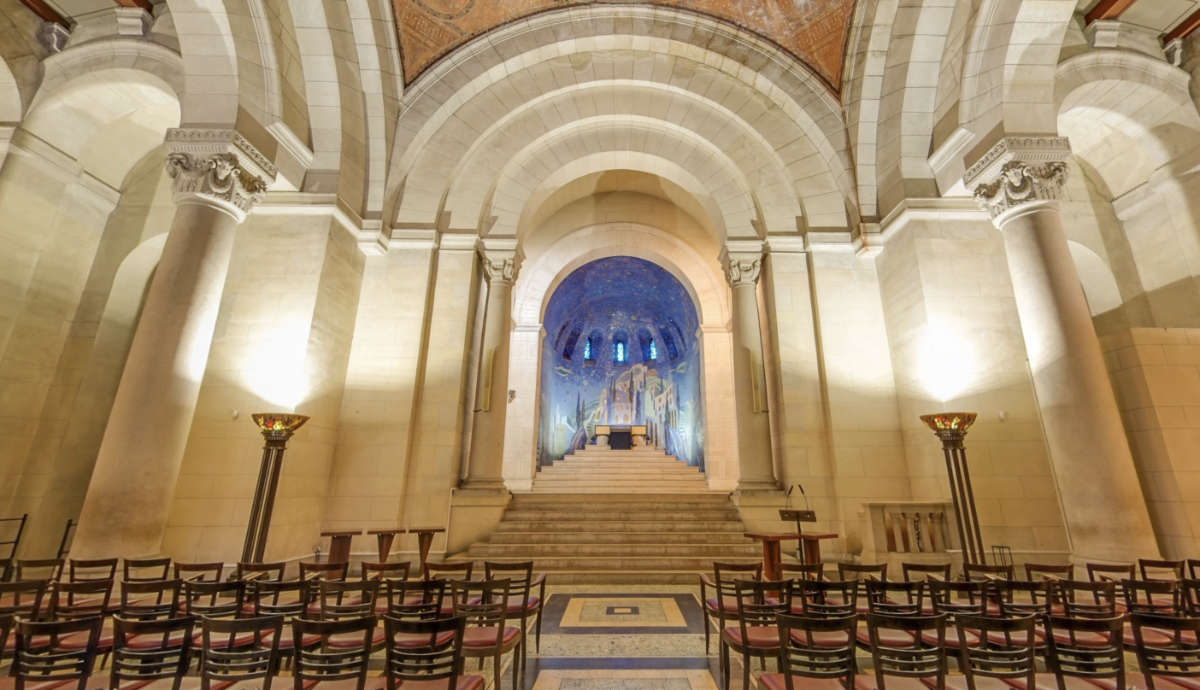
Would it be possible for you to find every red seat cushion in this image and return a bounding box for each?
[390,630,457,648]
[706,596,738,613]
[264,630,323,650]
[383,676,483,690]
[191,631,261,649]
[1004,672,1127,690]
[923,675,1014,690]
[326,628,387,649]
[856,628,916,648]
[1079,673,1151,690]
[789,630,851,649]
[1049,629,1113,648]
[1155,675,1200,690]
[462,626,519,648]
[506,595,540,614]
[854,676,937,690]
[922,629,980,649]
[723,625,778,649]
[760,672,860,690]
[1122,624,1194,647]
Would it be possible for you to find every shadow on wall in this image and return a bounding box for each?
[536,256,705,468]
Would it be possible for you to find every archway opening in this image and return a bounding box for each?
[537,256,705,469]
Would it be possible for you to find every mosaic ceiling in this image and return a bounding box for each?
[390,0,858,93]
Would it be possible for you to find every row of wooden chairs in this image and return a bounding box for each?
[1,611,488,690]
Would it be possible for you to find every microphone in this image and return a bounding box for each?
[795,483,811,512]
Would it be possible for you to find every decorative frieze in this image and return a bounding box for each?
[973,161,1069,219]
[963,135,1070,190]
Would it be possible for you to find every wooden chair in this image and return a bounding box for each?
[1186,559,1200,580]
[1128,613,1200,690]
[250,579,317,663]
[173,562,223,583]
[118,579,182,620]
[1054,579,1118,617]
[122,558,172,583]
[484,560,546,659]
[991,579,1053,616]
[182,580,245,619]
[49,579,114,656]
[236,561,287,582]
[1087,563,1135,609]
[298,561,348,582]
[701,561,762,654]
[384,578,446,620]
[1122,578,1182,614]
[863,612,948,690]
[361,561,409,581]
[68,558,117,583]
[383,615,483,690]
[961,562,1012,582]
[757,613,858,690]
[1024,563,1074,582]
[0,579,48,618]
[790,579,858,618]
[315,579,386,653]
[12,616,101,690]
[424,561,472,582]
[200,615,282,690]
[1041,614,1126,690]
[864,580,926,617]
[718,579,790,690]
[109,615,194,690]
[780,563,823,582]
[951,614,1037,690]
[837,563,886,617]
[450,578,522,690]
[926,580,985,652]
[901,562,950,582]
[16,558,63,582]
[1139,559,1185,582]
[291,617,375,690]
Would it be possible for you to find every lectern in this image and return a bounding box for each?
[778,508,835,565]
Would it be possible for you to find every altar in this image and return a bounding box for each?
[593,425,648,450]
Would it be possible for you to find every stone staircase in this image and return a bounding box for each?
[453,448,759,583]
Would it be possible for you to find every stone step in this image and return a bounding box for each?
[541,460,699,469]
[464,542,761,557]
[494,519,745,533]
[449,555,733,571]
[528,484,710,493]
[509,493,730,506]
[502,509,739,521]
[488,531,747,545]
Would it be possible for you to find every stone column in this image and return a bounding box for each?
[967,136,1158,562]
[464,239,520,490]
[71,129,274,559]
[723,240,778,491]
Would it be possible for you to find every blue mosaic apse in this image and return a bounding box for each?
[537,256,705,468]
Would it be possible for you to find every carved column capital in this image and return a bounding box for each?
[164,128,276,222]
[479,238,521,288]
[965,136,1071,223]
[722,241,764,288]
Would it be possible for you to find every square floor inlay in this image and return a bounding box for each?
[531,669,717,690]
[561,597,685,628]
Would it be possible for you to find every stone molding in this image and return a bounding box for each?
[164,128,276,221]
[973,161,1069,220]
[963,135,1071,190]
[722,240,765,288]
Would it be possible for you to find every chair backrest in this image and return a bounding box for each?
[68,558,117,583]
[111,615,195,690]
[901,562,950,583]
[386,578,446,620]
[775,613,857,690]
[183,580,245,619]
[713,561,762,585]
[961,563,1013,582]
[732,580,791,638]
[291,617,375,690]
[120,578,183,620]
[1181,579,1200,616]
[780,563,824,581]
[837,562,886,582]
[0,613,12,661]
[927,579,986,619]
[13,616,102,690]
[361,561,409,582]
[1129,613,1200,689]
[236,561,286,582]
[1025,563,1075,581]
[1054,579,1118,617]
[1122,578,1182,614]
[954,614,1037,689]
[123,557,172,583]
[1043,615,1125,689]
[866,612,948,689]
[50,579,113,619]
[16,558,63,582]
[992,579,1053,616]
[383,615,467,687]
[423,561,472,582]
[0,579,48,618]
[865,580,926,616]
[173,562,224,583]
[792,579,858,618]
[1187,559,1200,581]
[484,560,533,591]
[450,579,509,631]
[1086,563,1135,600]
[299,561,348,582]
[200,615,282,690]
[317,579,380,620]
[251,579,311,618]
[1140,559,1185,582]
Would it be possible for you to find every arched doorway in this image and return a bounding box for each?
[537,256,705,471]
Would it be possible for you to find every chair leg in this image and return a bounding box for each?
[703,611,710,654]
[741,648,751,690]
[721,642,730,690]
[513,640,521,689]
[535,606,543,654]
[493,649,501,690]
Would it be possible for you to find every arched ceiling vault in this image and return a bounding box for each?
[385,6,856,239]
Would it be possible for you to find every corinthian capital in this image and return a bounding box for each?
[722,241,764,288]
[164,129,276,222]
[973,161,1069,219]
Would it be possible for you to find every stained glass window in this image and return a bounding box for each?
[583,339,591,360]
[615,341,626,363]
[648,340,657,360]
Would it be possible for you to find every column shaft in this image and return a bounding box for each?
[464,250,516,489]
[724,244,777,490]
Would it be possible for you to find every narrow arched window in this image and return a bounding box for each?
[583,339,591,360]
[615,341,626,363]
[649,340,657,360]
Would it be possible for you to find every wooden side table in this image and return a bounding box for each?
[320,529,362,564]
[406,527,445,574]
[798,533,838,565]
[367,529,405,563]
[743,532,799,581]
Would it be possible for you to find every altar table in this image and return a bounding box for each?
[320,529,362,565]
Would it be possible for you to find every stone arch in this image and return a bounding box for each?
[504,222,736,490]
[1067,240,1123,317]
[386,5,855,235]
[841,0,897,219]
[0,54,21,123]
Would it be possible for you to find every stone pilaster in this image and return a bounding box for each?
[71,129,274,559]
[966,136,1159,561]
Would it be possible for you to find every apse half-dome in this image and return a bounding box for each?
[538,256,705,468]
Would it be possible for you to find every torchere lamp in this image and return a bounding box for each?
[241,413,309,563]
[920,412,985,564]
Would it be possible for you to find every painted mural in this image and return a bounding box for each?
[390,0,857,91]
[537,257,705,468]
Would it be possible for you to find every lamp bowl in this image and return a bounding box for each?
[920,412,977,436]
[251,413,310,439]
